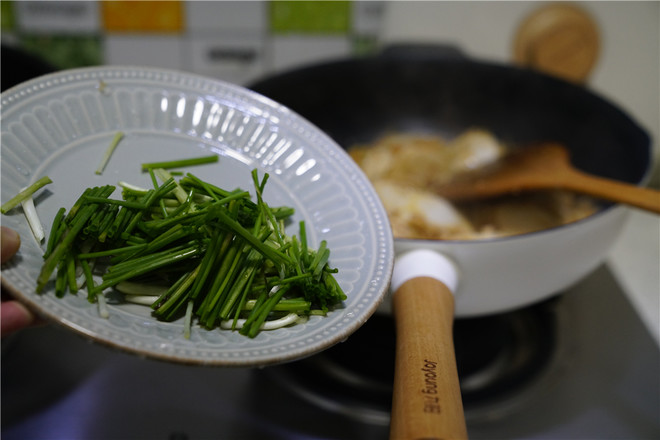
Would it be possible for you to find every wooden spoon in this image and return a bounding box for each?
[435,142,660,214]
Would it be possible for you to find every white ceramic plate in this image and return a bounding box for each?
[0,66,394,366]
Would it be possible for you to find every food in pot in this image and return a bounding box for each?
[349,129,598,240]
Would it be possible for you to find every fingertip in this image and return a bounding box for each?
[1,226,21,264]
[1,300,35,337]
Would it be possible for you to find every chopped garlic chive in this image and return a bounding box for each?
[220,312,300,331]
[20,196,45,242]
[123,295,160,306]
[95,131,124,175]
[97,293,109,319]
[183,300,194,339]
[118,181,149,193]
[1,176,52,214]
[116,281,169,296]
[141,155,218,171]
[154,168,189,204]
[36,169,346,338]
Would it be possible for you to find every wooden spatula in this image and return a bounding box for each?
[435,142,660,214]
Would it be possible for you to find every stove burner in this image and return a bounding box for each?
[266,296,565,425]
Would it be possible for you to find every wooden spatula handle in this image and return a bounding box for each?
[564,169,660,214]
[390,276,468,440]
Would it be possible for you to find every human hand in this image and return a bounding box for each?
[1,226,37,337]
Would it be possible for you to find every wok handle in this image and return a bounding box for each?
[390,276,467,440]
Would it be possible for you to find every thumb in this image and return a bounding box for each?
[1,300,36,337]
[1,226,21,264]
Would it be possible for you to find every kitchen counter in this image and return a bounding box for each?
[608,207,660,345]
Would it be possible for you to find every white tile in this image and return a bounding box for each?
[185,33,267,85]
[104,35,184,71]
[269,35,351,73]
[352,1,386,36]
[15,1,100,34]
[380,2,535,62]
[185,1,267,33]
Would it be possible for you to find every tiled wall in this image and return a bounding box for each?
[1,0,384,85]
[3,0,657,179]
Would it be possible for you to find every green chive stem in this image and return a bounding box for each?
[141,155,218,171]
[95,131,124,175]
[1,176,52,214]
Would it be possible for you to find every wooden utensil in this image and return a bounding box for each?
[389,250,468,440]
[436,142,660,215]
[513,3,600,83]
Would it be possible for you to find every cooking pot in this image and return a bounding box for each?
[248,45,652,318]
[248,46,652,438]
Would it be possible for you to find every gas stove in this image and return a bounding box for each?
[2,261,658,439]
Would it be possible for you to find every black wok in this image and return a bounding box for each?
[248,47,652,318]
[249,48,649,187]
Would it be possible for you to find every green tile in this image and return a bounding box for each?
[19,35,103,69]
[1,0,15,31]
[271,1,351,34]
[352,35,379,56]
